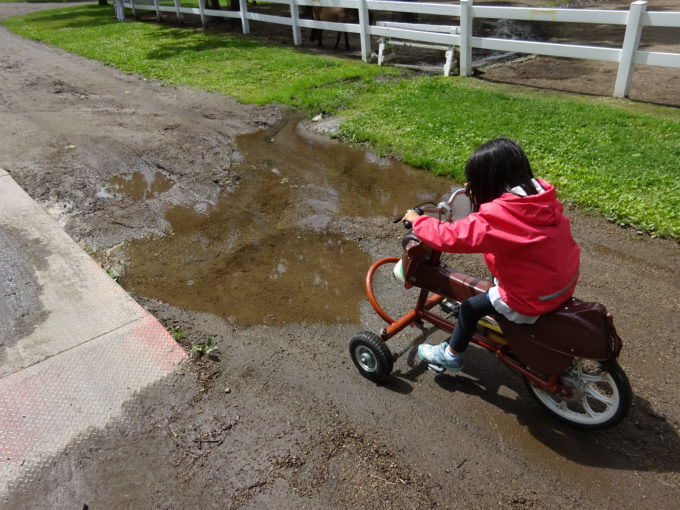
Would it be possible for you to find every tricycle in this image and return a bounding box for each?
[349,188,632,429]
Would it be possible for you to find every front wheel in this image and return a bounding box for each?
[349,331,393,383]
[524,360,632,429]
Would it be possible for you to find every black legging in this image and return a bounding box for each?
[449,291,496,353]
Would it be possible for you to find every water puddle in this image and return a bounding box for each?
[119,117,456,326]
[122,231,371,326]
[98,169,175,200]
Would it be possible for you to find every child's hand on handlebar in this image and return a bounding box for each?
[401,209,422,225]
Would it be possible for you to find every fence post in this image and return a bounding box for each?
[152,0,162,22]
[614,1,647,98]
[239,0,251,34]
[128,0,137,19]
[198,0,207,28]
[459,0,472,76]
[116,0,127,21]
[357,0,372,62]
[173,0,183,25]
[289,0,302,46]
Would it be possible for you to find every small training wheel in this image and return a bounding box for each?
[349,331,393,383]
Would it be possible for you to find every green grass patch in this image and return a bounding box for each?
[2,5,400,111]
[339,78,680,238]
[0,1,84,3]
[3,5,679,238]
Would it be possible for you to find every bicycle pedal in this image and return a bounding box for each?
[427,363,446,374]
[440,300,460,316]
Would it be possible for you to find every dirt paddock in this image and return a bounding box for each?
[178,0,680,107]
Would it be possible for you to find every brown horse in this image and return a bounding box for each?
[310,7,359,50]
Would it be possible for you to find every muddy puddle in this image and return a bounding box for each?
[97,168,175,200]
[119,117,456,326]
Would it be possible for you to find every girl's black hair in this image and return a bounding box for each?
[464,138,538,212]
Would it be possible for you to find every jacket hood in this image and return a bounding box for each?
[485,179,562,226]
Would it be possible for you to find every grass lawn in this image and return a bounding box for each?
[3,4,679,239]
[0,1,84,3]
[339,79,679,238]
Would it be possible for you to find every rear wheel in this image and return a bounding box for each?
[524,360,632,429]
[349,331,393,383]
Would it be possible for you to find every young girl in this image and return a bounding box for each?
[401,138,580,371]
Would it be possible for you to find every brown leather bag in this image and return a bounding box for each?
[498,298,623,376]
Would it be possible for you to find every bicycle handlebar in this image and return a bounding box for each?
[399,187,468,229]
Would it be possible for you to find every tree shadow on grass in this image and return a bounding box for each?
[30,8,269,62]
[26,0,88,4]
[14,5,121,29]
[141,26,264,61]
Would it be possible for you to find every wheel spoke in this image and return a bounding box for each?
[582,398,598,417]
[585,385,614,406]
[580,373,607,384]
[575,361,584,379]
[572,361,605,382]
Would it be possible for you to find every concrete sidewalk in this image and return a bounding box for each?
[0,169,186,497]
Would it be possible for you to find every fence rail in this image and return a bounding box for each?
[121,0,680,98]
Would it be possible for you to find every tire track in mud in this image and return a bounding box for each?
[0,19,280,248]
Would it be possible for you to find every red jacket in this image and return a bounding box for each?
[412,180,580,316]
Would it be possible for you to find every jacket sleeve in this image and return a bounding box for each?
[412,212,513,254]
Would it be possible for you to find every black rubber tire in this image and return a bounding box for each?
[524,361,632,430]
[349,331,393,383]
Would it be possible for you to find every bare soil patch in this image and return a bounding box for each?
[1,2,679,509]
[476,1,680,107]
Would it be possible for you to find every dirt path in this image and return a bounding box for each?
[1,3,679,509]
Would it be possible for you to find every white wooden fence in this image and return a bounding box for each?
[121,0,680,98]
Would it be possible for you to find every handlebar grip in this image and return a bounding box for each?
[394,207,424,229]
